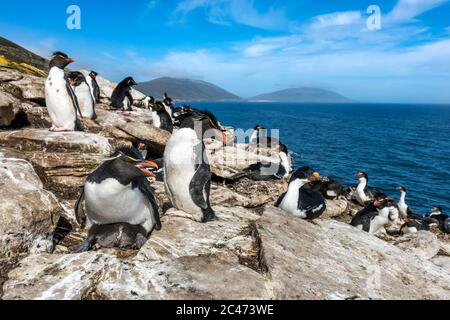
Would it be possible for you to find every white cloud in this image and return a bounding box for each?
[310,11,363,29]
[388,0,449,21]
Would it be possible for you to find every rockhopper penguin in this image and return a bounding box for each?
[74,147,161,251]
[86,71,101,103]
[163,120,226,222]
[151,101,173,133]
[110,77,137,111]
[45,52,82,131]
[68,71,97,120]
[351,198,398,234]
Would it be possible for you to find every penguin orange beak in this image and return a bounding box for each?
[135,161,158,177]
[66,57,75,63]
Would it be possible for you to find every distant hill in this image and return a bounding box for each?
[135,77,242,101]
[0,36,48,71]
[249,88,353,103]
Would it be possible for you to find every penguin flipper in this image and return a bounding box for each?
[274,192,286,207]
[75,187,86,228]
[134,177,161,231]
[93,80,101,103]
[64,75,83,119]
[189,162,212,211]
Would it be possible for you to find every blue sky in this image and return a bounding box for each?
[1,0,450,102]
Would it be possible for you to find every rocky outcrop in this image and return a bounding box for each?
[394,232,441,261]
[257,207,450,300]
[0,148,60,291]
[3,206,450,300]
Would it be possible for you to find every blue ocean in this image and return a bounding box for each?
[181,102,450,215]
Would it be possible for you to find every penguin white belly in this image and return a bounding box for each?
[279,187,307,218]
[84,179,154,230]
[369,216,388,234]
[164,137,202,217]
[164,104,173,119]
[74,83,94,118]
[152,111,161,128]
[123,96,130,109]
[45,68,76,130]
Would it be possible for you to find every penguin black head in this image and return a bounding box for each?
[149,96,155,103]
[290,166,320,183]
[355,171,368,180]
[397,186,407,192]
[123,77,137,87]
[373,198,390,209]
[67,71,86,87]
[49,51,75,69]
[108,147,159,183]
[89,71,98,79]
[180,110,227,144]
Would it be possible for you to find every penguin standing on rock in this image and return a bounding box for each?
[86,71,101,103]
[150,101,173,133]
[68,71,97,120]
[275,166,326,219]
[141,96,155,109]
[110,77,137,111]
[162,93,174,119]
[350,198,397,234]
[164,121,226,222]
[45,52,82,131]
[74,147,161,252]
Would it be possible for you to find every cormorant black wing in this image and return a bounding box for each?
[298,188,326,219]
[134,177,161,230]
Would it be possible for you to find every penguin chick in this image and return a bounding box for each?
[72,223,148,253]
